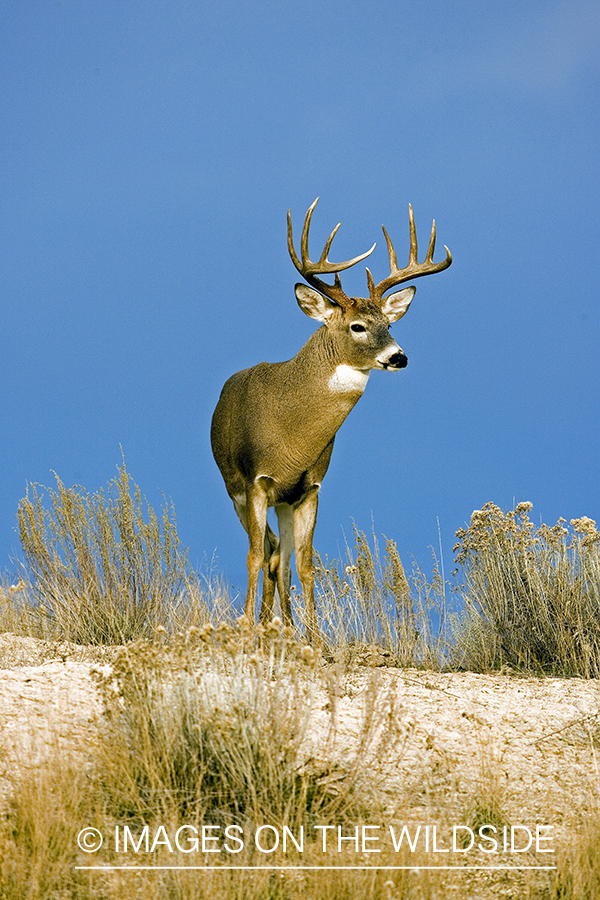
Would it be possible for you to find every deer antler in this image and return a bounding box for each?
[366,205,452,303]
[287,198,375,307]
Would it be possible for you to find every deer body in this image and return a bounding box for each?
[211,199,451,640]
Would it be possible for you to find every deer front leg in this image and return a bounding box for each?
[244,482,269,623]
[293,489,320,645]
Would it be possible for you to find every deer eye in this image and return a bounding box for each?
[350,323,366,333]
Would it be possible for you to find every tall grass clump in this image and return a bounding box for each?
[538,818,600,900]
[0,577,42,637]
[453,502,600,676]
[96,623,317,827]
[16,461,217,644]
[314,526,448,667]
[94,620,400,833]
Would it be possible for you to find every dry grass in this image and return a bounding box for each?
[543,818,600,900]
[9,473,600,674]
[2,475,600,896]
[2,631,598,899]
[0,577,43,637]
[11,461,234,644]
[452,502,600,676]
[0,626,427,900]
[92,623,413,829]
[5,465,449,665]
[314,526,448,668]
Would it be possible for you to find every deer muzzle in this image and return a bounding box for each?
[383,350,408,370]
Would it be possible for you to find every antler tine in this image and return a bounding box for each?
[425,217,436,264]
[366,267,376,298]
[382,225,399,271]
[408,203,418,264]
[367,204,452,302]
[288,198,375,306]
[299,197,320,272]
[287,207,302,273]
[321,222,342,264]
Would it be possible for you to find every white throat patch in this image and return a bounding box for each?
[328,364,370,393]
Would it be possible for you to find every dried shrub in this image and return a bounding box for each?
[16,461,231,644]
[453,502,600,676]
[314,526,448,668]
[93,621,403,832]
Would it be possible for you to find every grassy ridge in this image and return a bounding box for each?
[1,464,600,897]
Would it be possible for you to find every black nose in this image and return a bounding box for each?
[387,351,408,369]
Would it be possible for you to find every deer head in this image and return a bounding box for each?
[286,198,452,376]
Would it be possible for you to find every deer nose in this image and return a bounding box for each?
[386,350,408,370]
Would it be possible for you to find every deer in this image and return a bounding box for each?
[211,198,452,642]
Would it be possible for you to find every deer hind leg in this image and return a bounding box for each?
[242,483,269,623]
[259,523,279,624]
[293,489,320,645]
[275,503,294,626]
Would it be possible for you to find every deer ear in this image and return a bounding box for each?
[294,283,338,322]
[381,286,416,323]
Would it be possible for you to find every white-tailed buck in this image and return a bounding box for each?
[211,198,451,640]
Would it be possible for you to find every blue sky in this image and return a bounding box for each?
[1,0,599,599]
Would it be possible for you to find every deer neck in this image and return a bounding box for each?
[292,326,370,407]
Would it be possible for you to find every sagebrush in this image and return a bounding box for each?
[453,501,600,676]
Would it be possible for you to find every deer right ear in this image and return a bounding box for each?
[294,284,338,322]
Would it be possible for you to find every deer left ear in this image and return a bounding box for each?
[381,286,416,323]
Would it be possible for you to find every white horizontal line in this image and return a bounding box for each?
[75,865,557,871]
